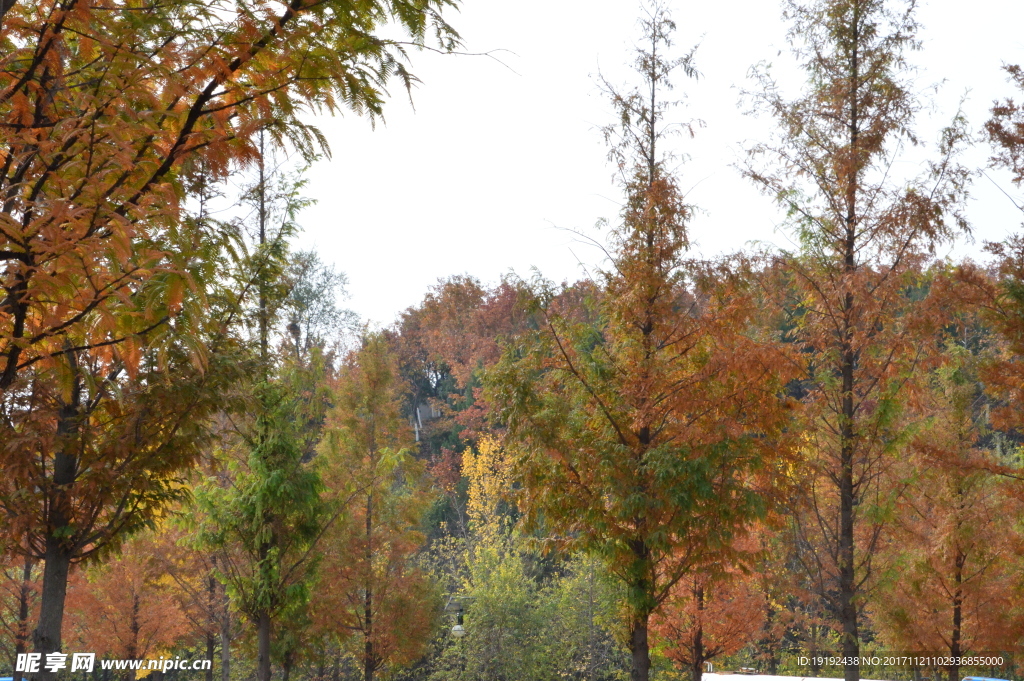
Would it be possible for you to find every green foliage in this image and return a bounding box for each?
[193,374,326,624]
[422,526,629,681]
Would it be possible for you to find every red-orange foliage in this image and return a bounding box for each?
[874,346,1024,681]
[489,9,795,681]
[314,334,436,681]
[654,565,764,681]
[0,0,459,391]
[392,276,536,442]
[745,3,970,678]
[63,534,189,661]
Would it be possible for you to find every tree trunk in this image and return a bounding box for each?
[809,622,821,676]
[205,632,216,681]
[839,352,860,681]
[949,551,964,681]
[206,568,216,681]
[219,589,231,681]
[630,613,651,681]
[282,651,293,681]
[32,374,82,681]
[692,583,705,681]
[363,490,374,681]
[31,535,72,680]
[840,9,862,681]
[763,593,778,675]
[124,593,140,681]
[257,608,272,681]
[13,554,34,681]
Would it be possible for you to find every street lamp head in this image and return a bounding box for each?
[451,624,467,638]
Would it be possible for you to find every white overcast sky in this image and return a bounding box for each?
[294,0,1024,325]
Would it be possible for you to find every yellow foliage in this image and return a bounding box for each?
[463,436,512,534]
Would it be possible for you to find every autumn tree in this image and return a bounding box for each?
[0,548,38,681]
[62,532,190,666]
[0,292,237,677]
[874,340,1024,681]
[488,6,792,681]
[744,2,970,679]
[971,58,1024,435]
[987,64,1024,191]
[654,566,763,681]
[146,520,235,681]
[315,333,436,681]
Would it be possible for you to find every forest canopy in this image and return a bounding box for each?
[3,2,1024,681]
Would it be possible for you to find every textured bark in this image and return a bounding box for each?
[219,601,231,681]
[690,585,705,681]
[630,615,650,681]
[839,11,862,681]
[257,608,271,681]
[32,388,82,681]
[31,538,72,681]
[13,555,33,681]
[363,491,375,681]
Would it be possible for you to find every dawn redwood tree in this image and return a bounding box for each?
[194,365,328,681]
[874,342,1024,681]
[654,565,763,681]
[488,6,793,680]
[0,549,38,681]
[744,1,970,679]
[315,333,435,681]
[0,301,235,680]
[987,64,1024,191]
[192,155,344,681]
[972,62,1024,432]
[62,533,190,664]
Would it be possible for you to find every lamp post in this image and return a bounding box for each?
[444,596,474,639]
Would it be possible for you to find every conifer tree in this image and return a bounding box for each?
[488,6,792,680]
[744,2,969,679]
[191,156,338,681]
[315,333,435,681]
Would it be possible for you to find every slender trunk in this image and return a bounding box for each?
[128,593,140,659]
[586,561,598,679]
[205,632,215,681]
[13,554,34,681]
[283,651,293,681]
[949,550,964,681]
[840,10,862,681]
[123,593,140,681]
[205,568,216,681]
[219,597,231,681]
[691,583,705,681]
[257,129,268,368]
[32,368,82,681]
[808,621,821,676]
[363,491,374,681]
[838,404,859,681]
